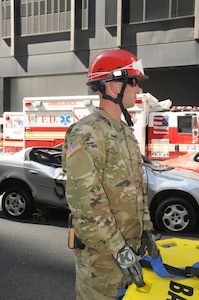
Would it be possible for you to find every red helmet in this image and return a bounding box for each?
[87,49,148,86]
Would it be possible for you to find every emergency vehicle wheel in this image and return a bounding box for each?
[2,188,34,219]
[154,197,196,233]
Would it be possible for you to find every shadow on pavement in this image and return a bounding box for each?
[0,207,70,228]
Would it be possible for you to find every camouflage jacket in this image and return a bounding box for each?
[62,108,153,255]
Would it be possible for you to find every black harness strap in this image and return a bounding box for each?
[140,258,199,278]
[99,80,134,127]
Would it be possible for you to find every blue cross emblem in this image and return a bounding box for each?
[60,114,71,125]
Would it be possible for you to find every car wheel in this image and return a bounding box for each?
[154,197,196,233]
[2,188,34,219]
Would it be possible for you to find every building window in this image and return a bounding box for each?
[75,0,89,30]
[171,0,195,18]
[19,0,71,36]
[105,0,117,26]
[145,0,170,21]
[128,0,195,23]
[129,0,143,23]
[81,0,88,29]
[2,0,11,38]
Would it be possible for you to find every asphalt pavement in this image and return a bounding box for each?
[1,204,199,300]
[0,208,76,300]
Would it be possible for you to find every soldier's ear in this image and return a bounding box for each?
[108,81,121,95]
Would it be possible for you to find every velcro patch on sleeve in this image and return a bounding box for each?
[66,140,82,158]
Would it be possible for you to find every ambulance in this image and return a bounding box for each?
[147,106,199,159]
[10,93,199,160]
[3,112,24,153]
[128,92,172,157]
[128,94,199,160]
[23,95,99,148]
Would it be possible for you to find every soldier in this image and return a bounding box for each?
[62,49,158,299]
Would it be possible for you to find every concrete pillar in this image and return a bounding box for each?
[194,0,199,40]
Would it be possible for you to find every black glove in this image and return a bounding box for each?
[115,245,144,287]
[137,230,159,259]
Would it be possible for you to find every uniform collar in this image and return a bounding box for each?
[96,107,134,134]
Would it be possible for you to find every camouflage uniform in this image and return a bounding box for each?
[62,107,153,300]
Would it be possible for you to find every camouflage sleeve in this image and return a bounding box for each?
[62,145,66,173]
[63,127,125,255]
[143,191,154,231]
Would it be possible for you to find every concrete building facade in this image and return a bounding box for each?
[0,0,198,113]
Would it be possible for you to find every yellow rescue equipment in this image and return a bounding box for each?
[123,238,199,300]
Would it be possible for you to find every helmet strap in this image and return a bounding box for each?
[99,80,134,127]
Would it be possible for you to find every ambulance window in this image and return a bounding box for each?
[177,116,192,133]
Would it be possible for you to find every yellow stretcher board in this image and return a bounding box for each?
[123,238,199,300]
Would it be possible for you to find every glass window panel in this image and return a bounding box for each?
[146,0,169,21]
[34,2,38,16]
[28,3,32,16]
[171,0,177,17]
[2,6,4,19]
[172,0,195,17]
[54,0,58,13]
[105,0,117,26]
[6,5,11,19]
[47,0,52,14]
[67,0,71,11]
[40,1,45,15]
[129,0,143,23]
[60,0,65,12]
[21,3,26,18]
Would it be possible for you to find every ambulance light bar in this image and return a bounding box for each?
[25,102,32,107]
[135,99,143,104]
[171,106,199,111]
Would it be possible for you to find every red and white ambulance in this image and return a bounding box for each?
[3,112,24,153]
[23,95,99,148]
[128,94,199,159]
[147,107,199,159]
[4,93,198,159]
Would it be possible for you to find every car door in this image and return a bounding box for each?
[24,153,67,208]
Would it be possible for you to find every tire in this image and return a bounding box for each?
[2,188,34,219]
[154,197,196,233]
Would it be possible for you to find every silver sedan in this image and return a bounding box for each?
[0,147,67,219]
[1,148,199,234]
[143,156,199,233]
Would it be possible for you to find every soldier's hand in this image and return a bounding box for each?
[138,230,159,259]
[115,245,144,287]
